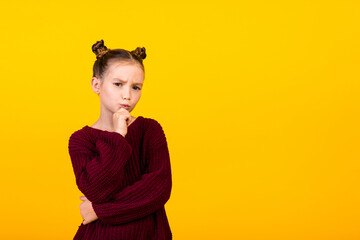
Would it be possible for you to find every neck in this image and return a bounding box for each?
[93,105,134,131]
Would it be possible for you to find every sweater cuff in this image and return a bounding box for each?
[96,130,132,152]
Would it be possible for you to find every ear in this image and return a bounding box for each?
[91,77,101,94]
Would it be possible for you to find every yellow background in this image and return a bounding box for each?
[0,0,359,239]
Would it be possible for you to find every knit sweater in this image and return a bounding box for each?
[68,116,172,240]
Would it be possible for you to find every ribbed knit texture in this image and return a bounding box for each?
[68,116,172,240]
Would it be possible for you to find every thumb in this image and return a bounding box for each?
[80,196,87,201]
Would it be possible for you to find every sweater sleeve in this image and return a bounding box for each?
[91,120,172,225]
[68,130,133,204]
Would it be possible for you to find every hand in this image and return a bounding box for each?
[113,107,132,137]
[79,196,98,225]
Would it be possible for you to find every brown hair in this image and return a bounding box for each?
[91,39,146,80]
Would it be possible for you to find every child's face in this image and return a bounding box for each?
[93,61,144,113]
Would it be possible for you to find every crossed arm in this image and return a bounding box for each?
[68,130,133,204]
[69,121,172,225]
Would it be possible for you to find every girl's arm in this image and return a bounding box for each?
[91,121,172,225]
[68,130,133,204]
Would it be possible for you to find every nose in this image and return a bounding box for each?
[122,86,131,100]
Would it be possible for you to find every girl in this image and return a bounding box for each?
[68,40,173,240]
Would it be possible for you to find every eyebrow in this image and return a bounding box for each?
[113,78,143,86]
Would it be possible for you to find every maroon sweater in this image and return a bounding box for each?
[68,116,172,240]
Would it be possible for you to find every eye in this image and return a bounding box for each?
[133,86,141,90]
[114,83,122,86]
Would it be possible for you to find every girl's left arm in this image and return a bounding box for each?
[91,121,173,225]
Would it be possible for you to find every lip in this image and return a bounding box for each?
[120,104,130,108]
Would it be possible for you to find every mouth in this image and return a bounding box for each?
[120,104,130,109]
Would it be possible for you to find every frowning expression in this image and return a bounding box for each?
[92,61,144,113]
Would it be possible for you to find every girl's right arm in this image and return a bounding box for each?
[68,130,132,204]
[90,120,173,225]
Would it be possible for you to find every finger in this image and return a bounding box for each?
[115,107,126,113]
[80,196,86,201]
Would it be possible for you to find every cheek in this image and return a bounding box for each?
[106,87,117,97]
[133,94,142,102]
[102,88,118,102]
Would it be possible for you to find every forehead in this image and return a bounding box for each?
[106,62,144,80]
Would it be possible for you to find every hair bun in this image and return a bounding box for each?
[92,39,110,59]
[131,47,146,60]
